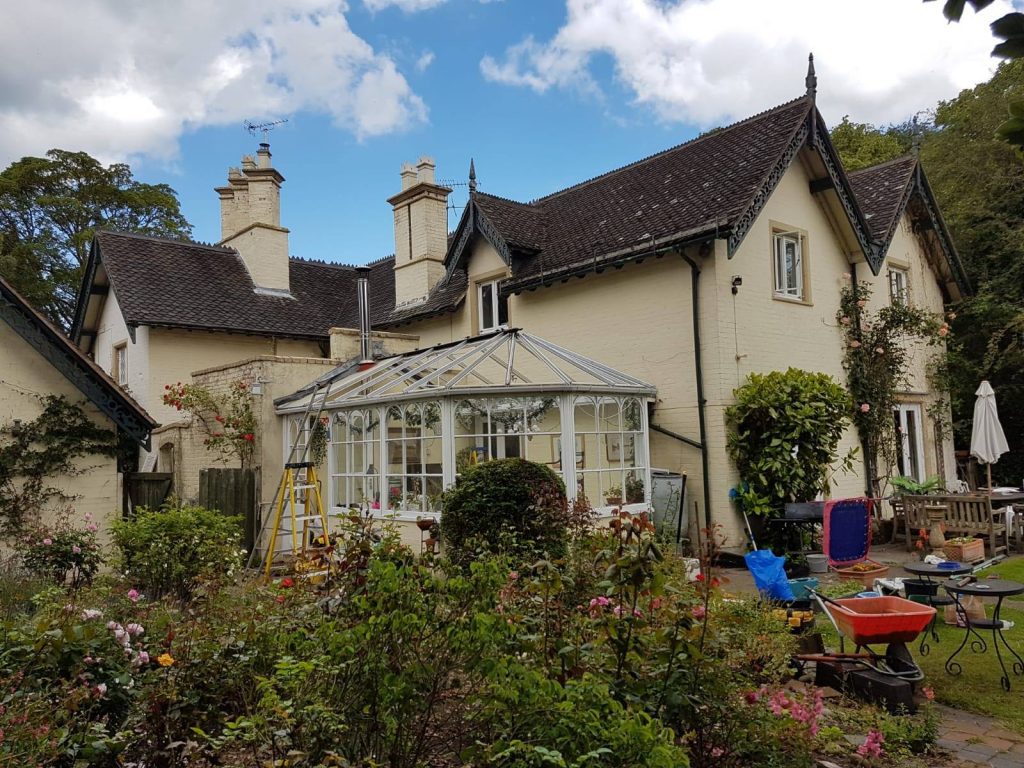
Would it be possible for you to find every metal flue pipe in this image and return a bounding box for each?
[356,266,373,365]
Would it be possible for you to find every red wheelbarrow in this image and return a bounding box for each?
[796,592,936,682]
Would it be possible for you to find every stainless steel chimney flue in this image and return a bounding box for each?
[356,266,373,365]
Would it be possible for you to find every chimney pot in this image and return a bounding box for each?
[416,156,436,184]
[400,163,417,190]
[241,155,257,170]
[257,143,272,169]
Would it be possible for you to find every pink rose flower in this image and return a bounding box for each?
[42,538,52,546]
[860,403,871,413]
[127,589,140,603]
[72,545,82,554]
[95,683,107,696]
[849,340,861,348]
[126,623,144,637]
[840,316,851,325]
[692,604,707,620]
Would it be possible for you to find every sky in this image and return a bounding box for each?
[0,0,1018,265]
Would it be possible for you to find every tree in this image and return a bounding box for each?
[0,150,192,327]
[829,116,913,171]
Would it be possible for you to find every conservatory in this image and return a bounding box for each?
[276,329,657,522]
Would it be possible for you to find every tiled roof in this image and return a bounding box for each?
[475,96,815,290]
[847,155,917,242]
[1,275,157,446]
[92,231,395,339]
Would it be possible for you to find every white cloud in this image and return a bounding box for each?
[480,0,1014,127]
[0,1,427,166]
[363,0,448,11]
[416,51,437,72]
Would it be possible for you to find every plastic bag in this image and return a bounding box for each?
[744,550,795,602]
[944,595,986,627]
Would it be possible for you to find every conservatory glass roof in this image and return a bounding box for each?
[276,328,656,413]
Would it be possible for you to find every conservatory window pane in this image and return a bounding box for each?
[330,408,381,512]
[574,398,596,433]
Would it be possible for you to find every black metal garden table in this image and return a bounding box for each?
[943,578,1024,692]
[902,561,973,655]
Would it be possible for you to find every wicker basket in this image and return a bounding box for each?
[943,538,985,564]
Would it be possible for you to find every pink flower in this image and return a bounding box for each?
[95,683,107,697]
[938,326,949,337]
[692,604,707,620]
[113,628,129,646]
[857,299,867,308]
[126,623,144,637]
[860,403,871,413]
[857,729,885,758]
[874,347,884,355]
[133,650,150,667]
[744,690,760,704]
[849,340,861,348]
[42,538,52,546]
[840,315,851,325]
[86,523,98,533]
[508,571,519,581]
[72,545,82,554]
[650,597,662,610]
[922,685,935,701]
[106,621,117,630]
[81,609,102,621]
[83,512,92,522]
[711,747,724,758]
[127,589,140,603]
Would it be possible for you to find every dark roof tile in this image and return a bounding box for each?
[847,155,917,242]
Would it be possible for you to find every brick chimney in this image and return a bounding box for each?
[215,143,290,294]
[388,156,451,307]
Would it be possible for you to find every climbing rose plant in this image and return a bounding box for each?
[837,279,949,497]
[163,380,257,466]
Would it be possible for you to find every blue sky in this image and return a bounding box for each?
[1,0,1015,265]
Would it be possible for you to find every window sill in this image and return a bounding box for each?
[772,293,812,306]
[332,508,439,523]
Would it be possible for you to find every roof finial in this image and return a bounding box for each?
[468,158,477,194]
[805,53,817,100]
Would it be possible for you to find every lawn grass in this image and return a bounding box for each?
[817,604,1024,735]
[978,554,1024,583]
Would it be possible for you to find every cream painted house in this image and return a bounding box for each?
[277,72,968,548]
[1,276,155,542]
[70,68,968,549]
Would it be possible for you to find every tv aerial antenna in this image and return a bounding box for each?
[243,118,289,143]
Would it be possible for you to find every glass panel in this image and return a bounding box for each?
[574,397,596,433]
[498,293,509,326]
[480,282,495,329]
[906,409,921,481]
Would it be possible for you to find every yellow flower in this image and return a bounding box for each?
[156,653,175,667]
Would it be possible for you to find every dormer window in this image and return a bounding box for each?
[478,279,509,331]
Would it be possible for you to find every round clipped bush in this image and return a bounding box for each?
[441,458,569,564]
[112,503,244,600]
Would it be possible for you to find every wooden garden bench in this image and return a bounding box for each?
[902,494,1009,556]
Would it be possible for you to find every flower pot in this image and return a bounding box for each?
[806,553,829,574]
[415,518,435,532]
[925,504,947,549]
[943,538,985,564]
[605,496,623,506]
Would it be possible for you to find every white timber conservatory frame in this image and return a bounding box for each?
[276,329,657,521]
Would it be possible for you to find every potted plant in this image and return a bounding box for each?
[890,474,943,496]
[605,485,623,506]
[944,536,985,564]
[625,474,644,504]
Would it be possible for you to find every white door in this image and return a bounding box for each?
[894,404,926,482]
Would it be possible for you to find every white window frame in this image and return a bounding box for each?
[894,403,926,483]
[773,231,804,300]
[888,266,909,306]
[477,279,508,331]
[113,342,128,386]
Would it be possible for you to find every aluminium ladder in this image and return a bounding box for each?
[260,375,335,582]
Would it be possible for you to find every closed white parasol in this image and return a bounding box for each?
[970,380,1009,492]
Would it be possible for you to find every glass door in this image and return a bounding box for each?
[893,403,926,482]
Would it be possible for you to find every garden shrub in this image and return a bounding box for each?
[726,368,855,517]
[20,509,103,588]
[112,502,244,600]
[442,458,570,564]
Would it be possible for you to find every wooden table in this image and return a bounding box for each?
[943,578,1024,691]
[978,490,1024,508]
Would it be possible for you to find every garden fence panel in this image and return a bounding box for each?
[198,467,259,553]
[123,472,173,516]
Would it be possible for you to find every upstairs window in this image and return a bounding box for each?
[773,232,804,300]
[888,267,909,306]
[113,343,128,386]
[478,279,509,331]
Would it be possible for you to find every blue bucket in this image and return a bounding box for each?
[787,577,819,600]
